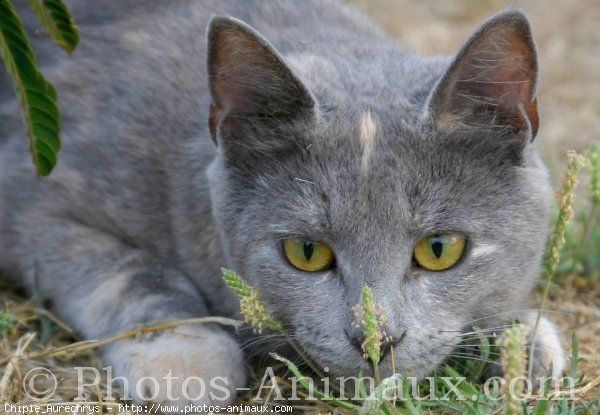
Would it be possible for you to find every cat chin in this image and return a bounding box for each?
[277,324,461,381]
[296,345,446,381]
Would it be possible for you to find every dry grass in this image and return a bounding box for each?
[0,285,241,413]
[541,281,600,398]
[1,281,598,412]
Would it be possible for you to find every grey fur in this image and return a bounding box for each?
[0,0,564,407]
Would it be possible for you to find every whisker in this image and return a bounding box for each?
[445,357,475,374]
[245,338,289,361]
[459,309,574,327]
[241,333,291,352]
[459,323,523,336]
[446,353,501,366]
[444,324,528,336]
[428,335,503,355]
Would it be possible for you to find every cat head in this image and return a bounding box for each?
[205,10,552,377]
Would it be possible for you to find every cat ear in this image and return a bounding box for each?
[207,16,316,147]
[426,10,539,140]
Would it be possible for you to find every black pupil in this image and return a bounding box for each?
[431,235,443,259]
[303,241,315,261]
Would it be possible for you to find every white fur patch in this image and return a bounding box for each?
[470,243,499,258]
[359,110,377,172]
[520,312,567,378]
[534,316,567,378]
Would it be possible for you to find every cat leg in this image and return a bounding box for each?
[11,217,246,408]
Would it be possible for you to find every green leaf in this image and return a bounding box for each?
[358,370,369,399]
[0,0,62,176]
[400,375,421,415]
[568,335,581,383]
[27,0,79,52]
[359,374,408,415]
[534,396,549,415]
[443,366,480,399]
[270,353,358,410]
[0,312,16,333]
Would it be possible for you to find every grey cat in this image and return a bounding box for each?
[0,0,565,408]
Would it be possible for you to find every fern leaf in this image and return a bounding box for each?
[27,0,79,52]
[0,0,61,176]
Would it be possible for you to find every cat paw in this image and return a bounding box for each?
[104,325,246,410]
[483,313,566,382]
[522,314,566,380]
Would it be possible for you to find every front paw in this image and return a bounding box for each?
[104,325,246,410]
[522,314,566,380]
[483,313,566,382]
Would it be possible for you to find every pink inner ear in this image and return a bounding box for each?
[213,78,251,114]
[207,17,315,147]
[210,31,259,114]
[210,21,301,116]
[445,24,537,116]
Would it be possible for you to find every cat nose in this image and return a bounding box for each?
[346,327,400,360]
[347,326,365,350]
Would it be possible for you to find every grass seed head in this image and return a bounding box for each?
[353,286,389,365]
[547,150,586,276]
[501,324,530,415]
[221,268,282,334]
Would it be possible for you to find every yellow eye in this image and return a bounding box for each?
[413,234,466,271]
[283,239,335,272]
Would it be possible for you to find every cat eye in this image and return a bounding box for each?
[413,234,466,271]
[282,239,335,272]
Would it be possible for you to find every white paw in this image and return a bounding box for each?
[520,312,566,379]
[104,325,246,410]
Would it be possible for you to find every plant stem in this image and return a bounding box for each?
[373,362,382,385]
[284,335,327,382]
[0,316,241,366]
[581,202,597,247]
[528,151,584,379]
